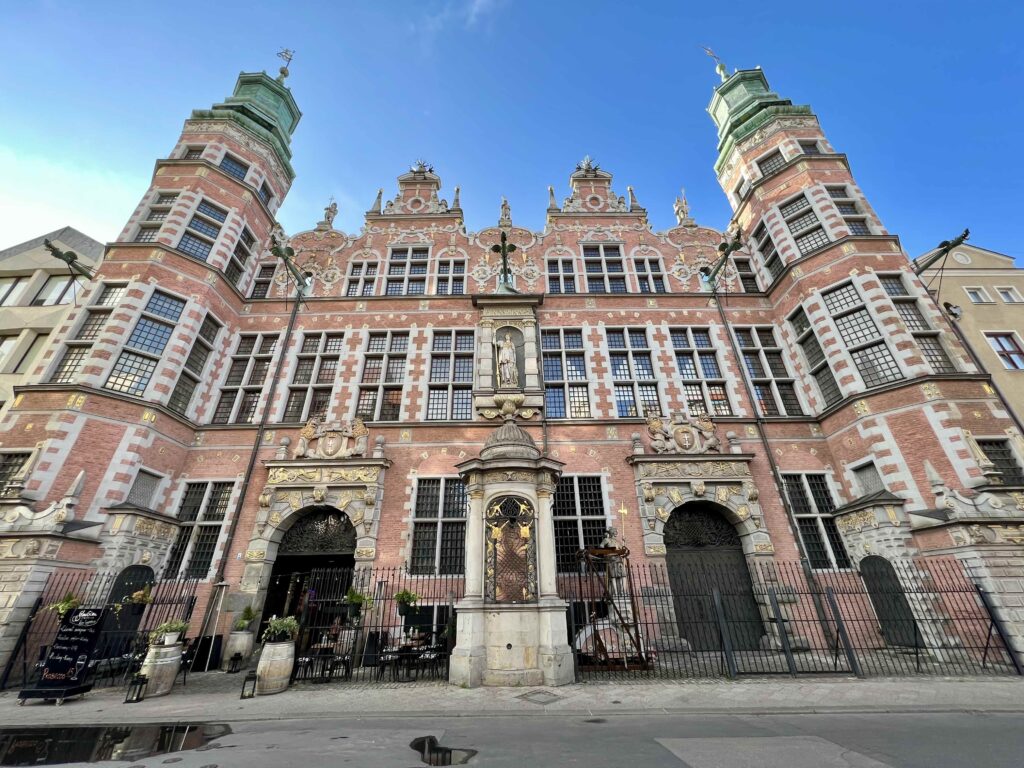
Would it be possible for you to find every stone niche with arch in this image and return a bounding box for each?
[238,454,390,596]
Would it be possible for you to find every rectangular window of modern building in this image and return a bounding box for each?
[385,247,428,296]
[31,275,76,306]
[583,244,627,294]
[671,327,731,416]
[356,331,408,421]
[735,326,803,416]
[986,333,1024,370]
[345,261,379,297]
[13,334,46,375]
[164,481,234,579]
[996,287,1023,303]
[547,259,576,294]
[782,474,851,569]
[553,475,607,572]
[541,329,590,419]
[607,327,660,418]
[409,477,467,575]
[105,291,187,397]
[426,330,474,420]
[964,287,992,304]
[0,277,28,307]
[211,334,279,424]
[436,260,465,296]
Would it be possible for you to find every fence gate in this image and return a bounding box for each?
[859,555,920,647]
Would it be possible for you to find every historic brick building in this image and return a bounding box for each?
[0,61,1022,681]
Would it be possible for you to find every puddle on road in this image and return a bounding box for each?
[409,735,477,766]
[0,724,230,765]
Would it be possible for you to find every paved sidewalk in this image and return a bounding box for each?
[0,672,1021,726]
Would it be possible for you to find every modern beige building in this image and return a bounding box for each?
[917,242,1024,420]
[0,227,103,408]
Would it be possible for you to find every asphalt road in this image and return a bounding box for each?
[27,711,1022,768]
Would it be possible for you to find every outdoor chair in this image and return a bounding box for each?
[376,646,402,680]
[413,644,448,679]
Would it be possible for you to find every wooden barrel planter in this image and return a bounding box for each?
[256,641,294,695]
[138,643,182,697]
[222,631,255,671]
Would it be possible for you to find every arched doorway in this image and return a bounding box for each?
[664,502,763,650]
[860,555,921,648]
[101,564,155,655]
[263,506,357,622]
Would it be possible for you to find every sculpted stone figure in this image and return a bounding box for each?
[496,333,519,388]
[323,200,338,226]
[646,412,722,455]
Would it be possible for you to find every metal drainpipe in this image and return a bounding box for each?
[711,283,835,642]
[193,276,307,661]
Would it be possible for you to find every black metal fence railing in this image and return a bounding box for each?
[0,569,199,690]
[288,567,463,685]
[561,557,1021,680]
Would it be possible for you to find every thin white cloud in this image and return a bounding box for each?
[413,0,507,48]
[0,144,146,247]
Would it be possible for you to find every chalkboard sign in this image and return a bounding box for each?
[37,607,105,690]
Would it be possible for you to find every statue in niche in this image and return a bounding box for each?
[496,333,519,388]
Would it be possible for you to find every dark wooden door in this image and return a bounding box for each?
[860,556,921,647]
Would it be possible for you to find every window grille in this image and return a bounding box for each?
[541,329,589,418]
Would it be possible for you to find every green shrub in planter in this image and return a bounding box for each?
[394,589,420,616]
[261,615,299,644]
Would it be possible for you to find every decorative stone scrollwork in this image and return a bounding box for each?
[646,412,722,455]
[293,417,369,460]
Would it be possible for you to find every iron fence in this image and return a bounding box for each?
[561,556,1021,680]
[0,569,199,690]
[286,567,463,685]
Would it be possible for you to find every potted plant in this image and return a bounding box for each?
[125,584,153,615]
[223,605,258,671]
[152,619,189,646]
[343,588,372,621]
[47,592,81,619]
[394,589,420,617]
[256,615,300,695]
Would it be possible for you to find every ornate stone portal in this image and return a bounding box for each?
[451,417,572,687]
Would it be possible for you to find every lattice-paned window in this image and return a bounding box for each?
[105,291,187,397]
[799,140,822,155]
[752,222,783,283]
[225,227,255,287]
[757,150,786,177]
[782,474,850,569]
[282,332,344,422]
[608,327,660,418]
[978,440,1024,486]
[888,295,955,374]
[258,182,273,206]
[790,307,842,408]
[96,284,127,307]
[553,476,607,572]
[0,453,30,498]
[168,314,220,416]
[345,261,378,297]
[426,330,474,420]
[634,258,666,293]
[546,259,576,294]
[410,478,467,575]
[735,326,803,416]
[854,463,885,495]
[436,260,465,296]
[136,191,177,242]
[781,193,829,256]
[182,147,205,161]
[125,469,161,508]
[583,245,627,294]
[50,346,90,384]
[211,334,279,424]
[164,481,234,579]
[54,298,114,384]
[879,275,909,297]
[671,327,731,416]
[356,331,407,421]
[826,186,871,236]
[219,154,249,182]
[821,283,903,390]
[250,265,276,299]
[541,329,590,419]
[385,247,428,296]
[734,258,760,292]
[177,199,226,262]
[986,333,1024,370]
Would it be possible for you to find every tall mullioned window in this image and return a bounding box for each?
[135,192,177,242]
[409,478,467,575]
[607,327,660,418]
[584,245,626,293]
[385,247,428,296]
[51,283,128,384]
[436,260,465,295]
[790,307,842,409]
[105,291,187,397]
[751,221,783,283]
[782,474,850,569]
[822,283,904,389]
[164,481,234,579]
[219,153,249,182]
[553,475,607,572]
[542,329,590,419]
[225,228,255,287]
[282,333,345,422]
[735,326,803,416]
[827,186,871,236]
[634,258,666,293]
[426,331,474,420]
[757,150,786,178]
[780,194,829,256]
[177,200,227,262]
[881,274,955,374]
[356,332,407,421]
[250,265,277,299]
[547,259,576,294]
[345,261,378,297]
[211,334,280,424]
[733,258,760,292]
[670,327,731,416]
[168,314,220,416]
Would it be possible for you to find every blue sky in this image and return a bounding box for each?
[2,1,1022,259]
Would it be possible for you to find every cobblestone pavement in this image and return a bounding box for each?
[0,671,1021,726]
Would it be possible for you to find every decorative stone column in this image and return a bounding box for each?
[449,417,571,687]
